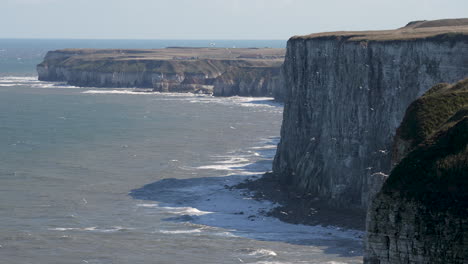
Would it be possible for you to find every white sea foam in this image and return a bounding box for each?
[188,96,283,110]
[0,76,80,89]
[82,90,206,97]
[160,206,212,216]
[213,231,239,238]
[33,83,78,89]
[136,203,159,208]
[159,229,202,234]
[83,90,153,95]
[255,261,292,264]
[49,227,96,231]
[214,157,250,164]
[250,145,277,150]
[247,249,278,257]
[0,76,38,82]
[49,226,129,232]
[195,154,253,172]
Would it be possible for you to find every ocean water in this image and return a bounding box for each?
[0,39,363,264]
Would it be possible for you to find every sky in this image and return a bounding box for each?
[2,0,468,39]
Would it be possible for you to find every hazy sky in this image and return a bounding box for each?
[2,0,467,39]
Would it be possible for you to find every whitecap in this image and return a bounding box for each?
[136,203,159,208]
[250,145,277,150]
[83,90,152,95]
[159,229,202,234]
[48,226,130,232]
[247,249,278,257]
[160,206,212,216]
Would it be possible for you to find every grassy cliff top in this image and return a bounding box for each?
[38,47,285,74]
[382,78,468,215]
[46,47,285,61]
[292,18,468,41]
[397,79,468,148]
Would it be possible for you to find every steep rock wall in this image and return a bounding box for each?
[273,35,468,208]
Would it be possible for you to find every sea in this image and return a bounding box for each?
[0,39,363,264]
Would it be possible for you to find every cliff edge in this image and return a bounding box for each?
[272,18,468,209]
[365,78,468,264]
[37,47,285,97]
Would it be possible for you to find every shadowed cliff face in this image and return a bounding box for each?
[365,78,468,264]
[36,48,285,98]
[273,21,468,208]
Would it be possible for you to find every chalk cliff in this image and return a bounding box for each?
[37,48,285,97]
[212,66,281,97]
[272,19,468,208]
[365,78,468,264]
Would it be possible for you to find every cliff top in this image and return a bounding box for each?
[38,47,285,74]
[44,47,285,62]
[292,18,468,41]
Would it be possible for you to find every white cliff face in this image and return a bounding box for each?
[273,37,468,208]
[212,67,282,97]
[37,64,216,93]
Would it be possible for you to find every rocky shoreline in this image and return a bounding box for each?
[234,173,366,231]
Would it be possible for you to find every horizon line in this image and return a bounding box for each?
[0,37,288,41]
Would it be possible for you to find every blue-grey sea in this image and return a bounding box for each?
[0,39,362,264]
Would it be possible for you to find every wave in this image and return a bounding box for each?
[48,226,130,232]
[83,90,154,95]
[136,203,159,208]
[82,89,208,97]
[82,89,282,110]
[159,206,212,216]
[245,249,278,257]
[0,76,80,89]
[159,229,203,234]
[0,76,38,82]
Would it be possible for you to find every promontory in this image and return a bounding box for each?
[37,47,285,98]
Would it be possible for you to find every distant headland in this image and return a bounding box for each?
[37,47,285,98]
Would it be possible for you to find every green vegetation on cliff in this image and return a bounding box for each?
[397,79,468,148]
[382,78,468,215]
